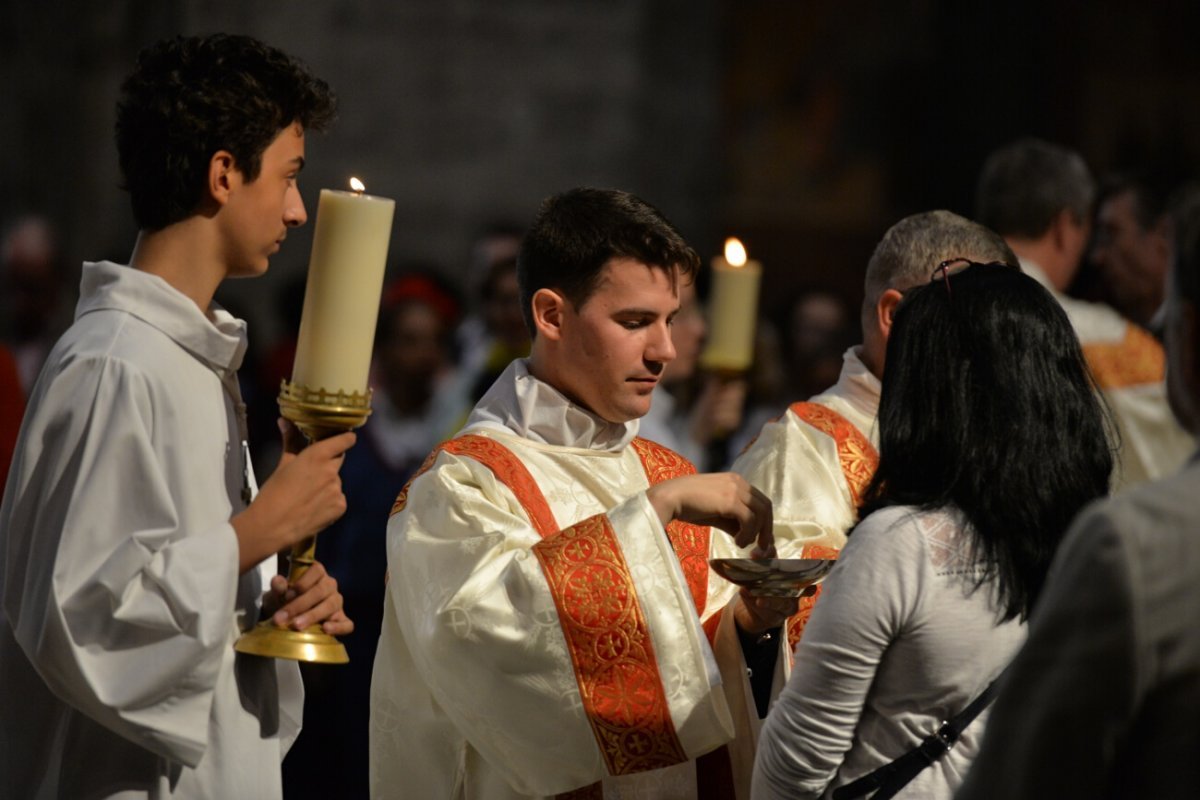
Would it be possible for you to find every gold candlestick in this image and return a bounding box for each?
[233,380,373,664]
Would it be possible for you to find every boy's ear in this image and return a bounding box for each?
[207,150,237,206]
[531,288,566,342]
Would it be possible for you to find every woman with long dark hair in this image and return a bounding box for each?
[752,261,1114,799]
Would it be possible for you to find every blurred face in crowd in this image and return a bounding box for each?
[1164,264,1199,435]
[1091,189,1170,323]
[1,217,62,339]
[484,266,530,352]
[535,257,679,423]
[660,278,705,386]
[378,301,448,411]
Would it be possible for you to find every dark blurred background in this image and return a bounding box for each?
[5,0,1199,341]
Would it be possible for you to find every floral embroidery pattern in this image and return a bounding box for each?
[534,514,689,775]
[389,435,557,537]
[401,434,689,780]
[630,437,710,614]
[1083,324,1165,389]
[786,544,841,654]
[789,402,879,508]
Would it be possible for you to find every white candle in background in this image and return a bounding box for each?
[699,237,762,372]
[291,178,396,396]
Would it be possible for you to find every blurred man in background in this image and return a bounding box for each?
[977,137,1194,490]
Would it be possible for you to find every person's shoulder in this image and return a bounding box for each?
[629,435,697,474]
[47,312,177,385]
[1080,460,1200,549]
[847,505,928,551]
[1055,292,1137,345]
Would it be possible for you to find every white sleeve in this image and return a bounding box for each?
[731,409,857,554]
[2,354,241,767]
[751,512,926,799]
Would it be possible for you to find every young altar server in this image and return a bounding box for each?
[370,187,794,799]
[0,34,355,799]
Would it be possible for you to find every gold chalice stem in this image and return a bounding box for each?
[233,380,371,664]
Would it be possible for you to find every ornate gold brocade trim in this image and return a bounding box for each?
[395,434,691,786]
[630,437,710,615]
[789,402,879,508]
[1082,323,1165,389]
[389,434,557,537]
[786,543,841,655]
[534,514,689,776]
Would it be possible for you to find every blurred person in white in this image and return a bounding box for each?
[732,211,1017,643]
[1089,169,1178,332]
[752,262,1113,799]
[976,137,1195,490]
[639,275,749,470]
[956,175,1200,800]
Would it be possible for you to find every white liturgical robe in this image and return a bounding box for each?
[731,347,881,558]
[1022,260,1194,491]
[370,359,774,799]
[0,262,301,799]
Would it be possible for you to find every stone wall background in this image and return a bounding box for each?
[4,0,1200,349]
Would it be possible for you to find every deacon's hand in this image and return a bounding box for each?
[646,472,774,552]
[268,561,355,635]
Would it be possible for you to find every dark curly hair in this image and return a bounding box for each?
[116,34,336,231]
[517,187,701,337]
[858,263,1114,622]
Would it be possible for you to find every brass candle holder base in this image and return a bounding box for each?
[234,380,372,664]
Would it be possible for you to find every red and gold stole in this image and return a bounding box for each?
[1082,323,1165,389]
[784,402,880,652]
[392,434,712,793]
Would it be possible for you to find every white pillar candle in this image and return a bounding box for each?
[291,180,396,396]
[699,237,762,372]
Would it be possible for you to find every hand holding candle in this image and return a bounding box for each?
[699,237,762,373]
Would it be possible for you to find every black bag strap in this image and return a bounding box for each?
[830,677,1002,800]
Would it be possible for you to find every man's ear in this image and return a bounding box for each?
[531,288,567,342]
[876,288,905,340]
[207,150,237,207]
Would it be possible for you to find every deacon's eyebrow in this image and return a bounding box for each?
[292,156,307,171]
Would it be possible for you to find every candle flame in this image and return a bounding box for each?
[349,177,366,193]
[724,237,748,267]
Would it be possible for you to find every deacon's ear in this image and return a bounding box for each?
[876,288,904,340]
[531,288,567,342]
[207,150,237,206]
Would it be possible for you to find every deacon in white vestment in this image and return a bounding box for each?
[371,187,790,800]
[0,262,302,798]
[371,360,771,799]
[730,347,880,558]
